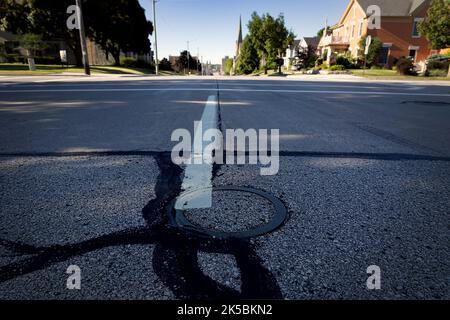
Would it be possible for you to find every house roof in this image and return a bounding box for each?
[303,37,320,47]
[356,0,429,17]
[337,0,429,26]
[289,40,301,50]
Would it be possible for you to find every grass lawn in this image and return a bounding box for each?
[0,63,157,75]
[351,69,449,81]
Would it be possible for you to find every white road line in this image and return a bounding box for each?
[406,86,425,91]
[0,87,449,97]
[174,95,218,210]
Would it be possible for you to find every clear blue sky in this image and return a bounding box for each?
[138,0,349,64]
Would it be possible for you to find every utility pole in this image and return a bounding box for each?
[152,0,159,75]
[187,41,190,75]
[197,47,199,75]
[75,0,90,75]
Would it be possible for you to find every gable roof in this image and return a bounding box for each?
[339,0,429,24]
[288,39,301,50]
[356,0,429,16]
[303,37,320,47]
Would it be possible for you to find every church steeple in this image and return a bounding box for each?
[237,15,243,45]
[232,15,243,75]
[235,15,243,57]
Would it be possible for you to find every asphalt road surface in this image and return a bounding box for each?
[0,77,449,299]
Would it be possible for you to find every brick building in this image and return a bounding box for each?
[318,0,437,68]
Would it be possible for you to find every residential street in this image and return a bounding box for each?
[0,77,449,299]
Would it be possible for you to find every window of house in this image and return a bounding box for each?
[378,47,390,65]
[359,21,363,36]
[408,48,418,61]
[412,18,424,37]
[351,25,355,38]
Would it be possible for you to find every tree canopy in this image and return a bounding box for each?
[0,0,153,66]
[418,0,450,50]
[240,12,294,74]
[236,36,259,74]
[175,50,200,73]
[317,27,325,38]
[358,35,383,66]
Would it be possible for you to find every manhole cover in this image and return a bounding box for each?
[167,186,288,240]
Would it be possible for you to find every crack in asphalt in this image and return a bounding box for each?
[352,123,445,156]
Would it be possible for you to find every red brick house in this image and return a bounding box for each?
[318,0,436,68]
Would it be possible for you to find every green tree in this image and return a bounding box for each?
[317,27,325,38]
[176,50,199,74]
[236,36,259,74]
[159,58,173,71]
[418,0,450,76]
[359,35,382,67]
[86,0,153,65]
[19,33,49,70]
[247,12,295,74]
[0,0,32,34]
[0,0,153,66]
[225,58,234,75]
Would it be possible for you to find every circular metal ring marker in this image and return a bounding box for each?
[167,186,288,240]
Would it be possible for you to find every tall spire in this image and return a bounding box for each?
[237,15,243,45]
[235,15,243,58]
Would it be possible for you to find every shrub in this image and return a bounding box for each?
[158,58,173,71]
[335,55,354,69]
[427,54,450,61]
[330,65,345,71]
[136,60,154,69]
[370,65,382,70]
[266,60,279,71]
[120,57,154,69]
[358,36,383,67]
[427,69,447,77]
[427,59,449,71]
[120,57,138,67]
[306,55,318,68]
[395,57,417,76]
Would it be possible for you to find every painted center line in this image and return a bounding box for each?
[174,95,219,210]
